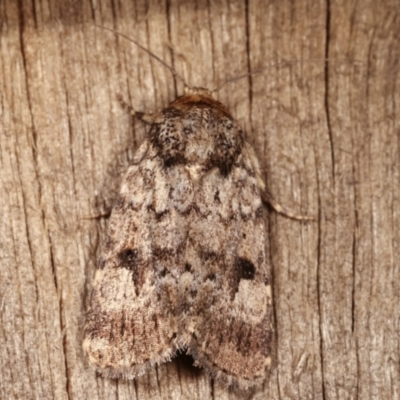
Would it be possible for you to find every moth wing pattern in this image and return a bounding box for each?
[178,140,272,389]
[83,137,193,377]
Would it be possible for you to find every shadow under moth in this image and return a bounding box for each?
[83,27,310,390]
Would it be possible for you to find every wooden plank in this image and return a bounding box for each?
[0,0,399,398]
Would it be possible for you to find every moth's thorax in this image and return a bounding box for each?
[149,90,244,175]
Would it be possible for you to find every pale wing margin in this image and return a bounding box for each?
[178,142,273,390]
[83,139,193,378]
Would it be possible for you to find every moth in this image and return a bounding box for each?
[83,27,309,390]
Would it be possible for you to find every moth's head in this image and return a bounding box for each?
[184,86,213,98]
[170,86,230,116]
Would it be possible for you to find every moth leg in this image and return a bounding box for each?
[116,94,155,124]
[261,190,313,221]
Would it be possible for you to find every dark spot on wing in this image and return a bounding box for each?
[118,248,139,269]
[185,263,192,272]
[118,248,144,295]
[230,257,256,299]
[237,258,256,280]
[206,273,216,281]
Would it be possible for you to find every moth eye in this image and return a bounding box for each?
[236,257,255,280]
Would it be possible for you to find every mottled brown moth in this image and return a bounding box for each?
[83,27,309,390]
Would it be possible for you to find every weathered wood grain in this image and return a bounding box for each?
[0,0,399,399]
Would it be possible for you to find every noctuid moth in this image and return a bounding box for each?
[83,26,310,390]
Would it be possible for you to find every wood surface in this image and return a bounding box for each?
[1,0,399,399]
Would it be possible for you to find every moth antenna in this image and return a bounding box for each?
[211,58,362,94]
[95,24,189,90]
